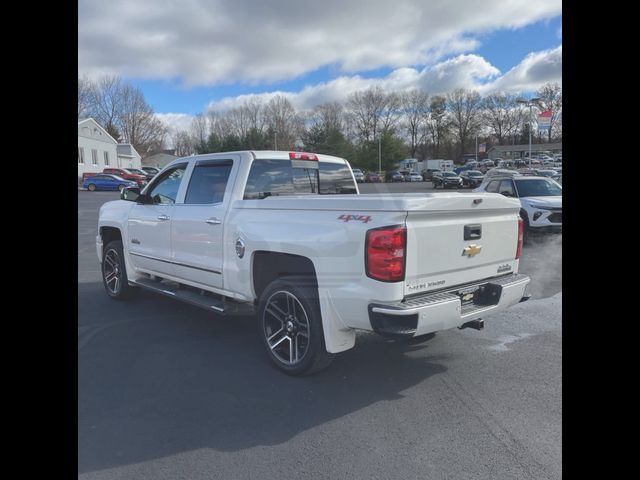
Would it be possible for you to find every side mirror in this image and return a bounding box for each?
[136,193,153,205]
[120,186,140,201]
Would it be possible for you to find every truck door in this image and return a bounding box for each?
[170,157,237,289]
[127,163,187,277]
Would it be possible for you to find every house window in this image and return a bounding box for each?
[92,149,98,165]
[78,147,84,164]
[104,151,109,166]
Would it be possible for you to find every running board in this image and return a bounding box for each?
[131,277,225,313]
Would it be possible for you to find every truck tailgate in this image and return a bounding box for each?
[404,193,521,297]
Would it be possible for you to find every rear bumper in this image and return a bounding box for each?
[367,273,530,337]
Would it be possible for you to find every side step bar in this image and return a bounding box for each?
[130,277,225,313]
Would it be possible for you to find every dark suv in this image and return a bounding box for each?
[432,171,463,189]
[385,171,404,182]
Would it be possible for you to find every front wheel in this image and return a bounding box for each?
[259,277,335,375]
[87,184,96,191]
[102,240,137,299]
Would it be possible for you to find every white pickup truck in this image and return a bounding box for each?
[96,150,530,375]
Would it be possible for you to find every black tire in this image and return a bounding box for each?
[258,277,335,375]
[87,184,96,191]
[102,240,137,300]
[118,184,126,192]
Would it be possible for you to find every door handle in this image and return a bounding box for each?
[205,217,222,225]
[157,214,170,221]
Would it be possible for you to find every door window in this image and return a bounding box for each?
[498,180,515,197]
[184,160,233,205]
[147,165,187,204]
[485,180,500,193]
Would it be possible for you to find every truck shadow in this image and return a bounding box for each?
[78,282,449,474]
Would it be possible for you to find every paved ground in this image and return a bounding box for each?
[78,187,561,480]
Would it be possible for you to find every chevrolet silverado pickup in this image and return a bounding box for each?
[96,150,531,375]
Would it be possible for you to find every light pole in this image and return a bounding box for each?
[517,97,541,168]
[378,135,382,173]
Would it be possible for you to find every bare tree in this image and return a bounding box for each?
[447,88,483,160]
[346,86,401,144]
[264,95,301,150]
[400,90,430,157]
[482,93,522,145]
[78,76,94,120]
[310,101,345,131]
[118,84,167,155]
[536,83,562,142]
[425,96,450,158]
[190,113,209,152]
[89,75,125,140]
[173,130,195,156]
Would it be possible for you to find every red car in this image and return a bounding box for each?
[103,168,147,187]
[364,172,381,183]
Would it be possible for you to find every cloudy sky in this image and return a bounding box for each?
[78,0,562,133]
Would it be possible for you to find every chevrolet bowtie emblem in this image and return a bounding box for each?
[463,244,482,257]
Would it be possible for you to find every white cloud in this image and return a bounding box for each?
[204,47,560,113]
[79,0,561,86]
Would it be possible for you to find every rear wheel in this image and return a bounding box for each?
[118,184,126,192]
[259,277,334,375]
[87,184,96,191]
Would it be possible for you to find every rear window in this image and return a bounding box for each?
[244,159,356,199]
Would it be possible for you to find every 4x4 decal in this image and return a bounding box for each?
[337,214,372,223]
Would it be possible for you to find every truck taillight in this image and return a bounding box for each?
[516,217,524,259]
[365,225,406,282]
[289,152,318,161]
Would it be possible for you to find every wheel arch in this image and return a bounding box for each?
[251,251,318,301]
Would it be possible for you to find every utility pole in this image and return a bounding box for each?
[274,131,278,150]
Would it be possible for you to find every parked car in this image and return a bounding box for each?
[103,167,147,187]
[141,166,161,177]
[486,168,522,178]
[432,171,463,189]
[97,150,530,374]
[364,172,381,183]
[517,168,538,176]
[422,169,441,181]
[385,171,404,182]
[557,175,562,185]
[459,170,485,188]
[474,175,562,236]
[83,174,137,192]
[407,172,423,182]
[533,169,560,180]
[123,167,156,182]
[352,168,365,183]
[514,159,528,168]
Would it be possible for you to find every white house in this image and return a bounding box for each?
[78,118,118,183]
[116,144,142,169]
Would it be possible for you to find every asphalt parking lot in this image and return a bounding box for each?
[78,185,561,480]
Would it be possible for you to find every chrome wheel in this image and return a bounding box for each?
[263,290,310,365]
[103,248,122,295]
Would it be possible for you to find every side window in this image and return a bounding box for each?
[485,180,500,193]
[319,162,358,194]
[244,160,294,199]
[184,161,233,205]
[147,165,187,204]
[498,180,515,197]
